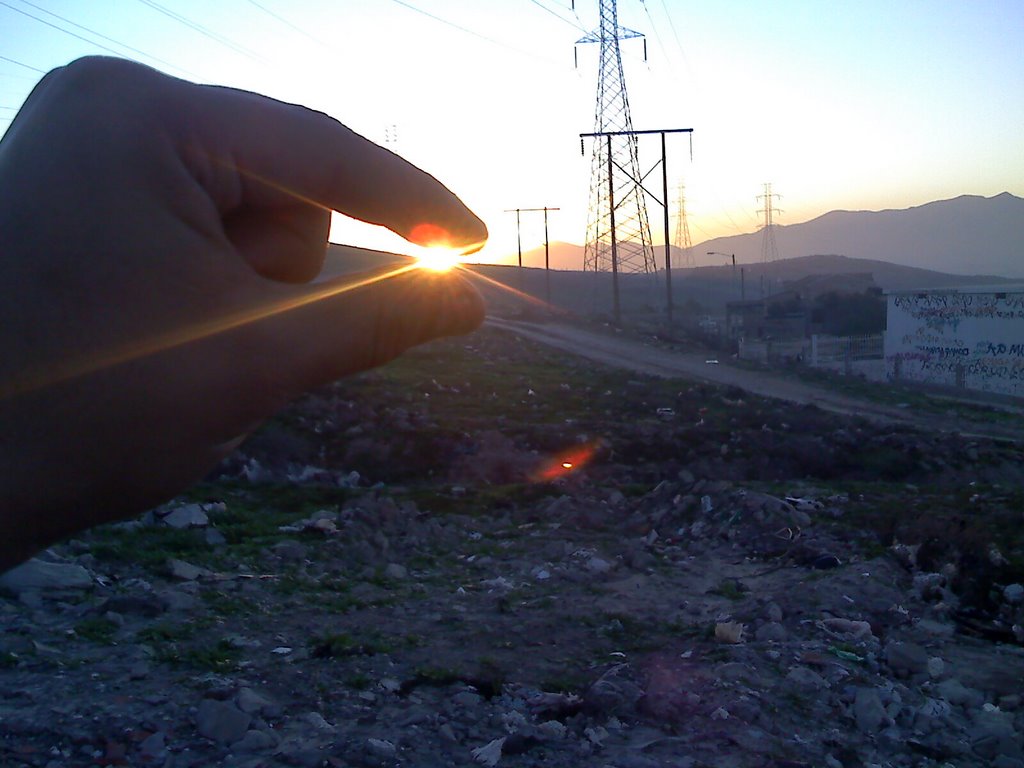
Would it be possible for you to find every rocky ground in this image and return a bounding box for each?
[2,324,1024,768]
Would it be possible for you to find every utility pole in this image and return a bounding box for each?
[504,207,560,304]
[708,251,740,298]
[581,128,693,323]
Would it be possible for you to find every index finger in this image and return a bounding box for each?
[182,82,488,253]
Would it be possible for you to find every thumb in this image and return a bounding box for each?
[236,260,484,401]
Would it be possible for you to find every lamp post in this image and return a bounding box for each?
[707,251,743,299]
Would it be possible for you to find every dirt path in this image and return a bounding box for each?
[487,317,1021,442]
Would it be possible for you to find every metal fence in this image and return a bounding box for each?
[810,334,884,365]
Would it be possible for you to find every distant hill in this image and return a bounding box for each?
[695,192,1023,277]
[469,252,1017,318]
[513,194,1023,278]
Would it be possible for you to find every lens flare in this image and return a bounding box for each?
[532,443,599,483]
[415,247,464,272]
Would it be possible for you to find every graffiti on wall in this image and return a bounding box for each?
[886,291,1024,397]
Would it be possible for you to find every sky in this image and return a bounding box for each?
[1,0,1022,267]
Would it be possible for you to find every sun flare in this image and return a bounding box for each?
[414,247,464,272]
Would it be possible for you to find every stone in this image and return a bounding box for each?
[196,699,251,745]
[786,666,829,690]
[139,732,166,761]
[927,656,945,678]
[0,559,92,594]
[453,691,483,708]
[471,737,505,767]
[368,738,397,758]
[537,720,566,739]
[271,540,308,562]
[161,503,209,529]
[856,692,888,733]
[821,617,874,640]
[754,622,787,642]
[236,688,275,716]
[167,559,208,581]
[935,678,985,708]
[885,641,929,676]
[384,563,408,580]
[1004,583,1024,604]
[233,729,277,753]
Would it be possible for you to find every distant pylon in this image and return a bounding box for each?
[673,181,694,268]
[756,182,782,263]
[578,0,655,276]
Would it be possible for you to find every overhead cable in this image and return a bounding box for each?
[135,0,266,63]
[12,0,196,77]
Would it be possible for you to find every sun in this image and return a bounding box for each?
[414,246,464,272]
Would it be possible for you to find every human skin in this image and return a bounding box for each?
[0,57,487,571]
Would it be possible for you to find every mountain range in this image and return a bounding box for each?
[512,193,1023,278]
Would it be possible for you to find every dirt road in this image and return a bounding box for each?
[487,317,1022,442]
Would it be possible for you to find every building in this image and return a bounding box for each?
[885,285,1024,398]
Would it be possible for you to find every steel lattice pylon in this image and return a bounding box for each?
[674,181,694,268]
[579,0,654,275]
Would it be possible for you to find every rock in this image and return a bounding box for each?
[935,678,985,708]
[972,709,1022,761]
[715,621,745,644]
[786,666,829,690]
[138,732,166,761]
[537,720,566,739]
[1004,584,1024,604]
[754,622,787,642]
[272,540,308,561]
[234,729,277,753]
[161,503,209,529]
[384,563,408,580]
[204,528,226,547]
[471,736,506,766]
[856,692,888,733]
[885,641,929,676]
[0,558,92,594]
[196,699,251,745]
[586,665,644,715]
[236,688,275,716]
[167,559,209,581]
[927,656,945,678]
[453,691,483,708]
[821,617,874,640]
[367,738,397,758]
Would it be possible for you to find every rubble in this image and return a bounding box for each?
[2,326,1023,767]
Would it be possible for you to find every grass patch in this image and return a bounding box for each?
[309,630,396,659]
[73,617,119,644]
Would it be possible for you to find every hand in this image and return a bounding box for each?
[0,57,487,570]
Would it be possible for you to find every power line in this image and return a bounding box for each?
[0,54,45,73]
[526,0,587,32]
[10,0,196,77]
[243,0,332,50]
[0,1,132,59]
[388,0,560,65]
[135,0,266,63]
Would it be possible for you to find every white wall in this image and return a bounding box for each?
[885,290,1024,397]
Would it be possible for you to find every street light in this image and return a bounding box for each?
[707,251,744,299]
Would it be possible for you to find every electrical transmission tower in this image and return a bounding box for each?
[757,182,782,264]
[578,0,655,277]
[673,181,694,268]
